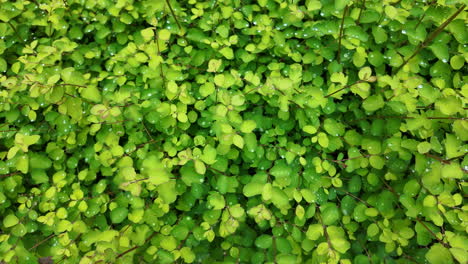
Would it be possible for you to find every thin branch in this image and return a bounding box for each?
[141,121,154,141]
[340,189,372,208]
[57,83,87,88]
[356,0,366,25]
[424,153,451,165]
[349,115,467,123]
[0,171,21,179]
[316,210,336,257]
[272,235,277,264]
[403,253,422,264]
[415,218,450,248]
[94,119,130,125]
[245,85,263,95]
[121,178,149,187]
[165,0,182,30]
[395,4,466,73]
[154,28,167,85]
[7,21,24,43]
[337,5,349,64]
[325,79,366,98]
[117,231,157,258]
[123,139,160,157]
[29,234,56,250]
[414,13,426,30]
[206,165,227,175]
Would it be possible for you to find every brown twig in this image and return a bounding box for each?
[165,0,182,30]
[340,189,372,208]
[7,21,24,43]
[349,115,467,123]
[0,171,21,179]
[356,0,366,25]
[395,4,466,73]
[123,139,160,157]
[325,79,366,98]
[316,209,336,257]
[424,153,451,165]
[337,5,349,64]
[415,218,450,248]
[29,234,56,250]
[57,83,87,88]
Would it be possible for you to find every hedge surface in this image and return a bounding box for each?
[0,0,467,263]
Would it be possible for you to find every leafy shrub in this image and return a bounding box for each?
[0,0,467,263]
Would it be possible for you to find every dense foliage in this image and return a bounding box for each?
[0,0,467,263]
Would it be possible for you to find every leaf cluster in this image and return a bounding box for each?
[0,0,467,264]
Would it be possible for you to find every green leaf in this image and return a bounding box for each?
[295,205,305,219]
[255,235,272,249]
[229,205,245,218]
[441,162,463,179]
[335,0,351,10]
[317,132,329,148]
[214,74,225,87]
[417,142,432,154]
[362,95,385,112]
[367,223,379,236]
[180,247,196,263]
[243,182,264,197]
[11,223,26,237]
[47,74,61,85]
[110,207,128,224]
[15,133,40,152]
[436,96,462,115]
[270,160,292,179]
[450,55,464,70]
[7,146,19,160]
[330,72,348,86]
[276,237,292,253]
[160,236,177,251]
[158,29,171,41]
[142,155,171,185]
[0,57,6,72]
[321,204,340,225]
[231,94,245,106]
[426,244,453,264]
[201,144,217,165]
[207,192,225,210]
[240,120,257,133]
[450,247,467,264]
[430,43,449,62]
[364,208,378,217]
[331,237,350,254]
[445,134,464,159]
[194,159,206,175]
[207,59,222,73]
[358,67,372,80]
[232,134,244,149]
[306,0,322,11]
[306,224,323,240]
[158,181,177,204]
[16,155,29,174]
[303,125,317,134]
[81,86,102,102]
[99,230,118,242]
[323,118,345,136]
[385,5,398,19]
[369,156,385,169]
[199,82,215,98]
[3,214,19,228]
[271,187,289,209]
[219,47,234,59]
